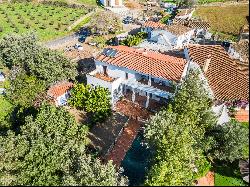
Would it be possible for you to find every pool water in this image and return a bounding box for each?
[120,131,152,186]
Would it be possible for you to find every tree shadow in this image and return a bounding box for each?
[76,57,96,84]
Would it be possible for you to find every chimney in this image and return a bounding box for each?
[203,54,211,73]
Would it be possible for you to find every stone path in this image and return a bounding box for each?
[103,118,142,168]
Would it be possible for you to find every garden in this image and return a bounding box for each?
[0,2,88,41]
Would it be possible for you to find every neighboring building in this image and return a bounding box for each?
[100,0,123,7]
[0,71,5,82]
[175,8,195,20]
[228,40,249,64]
[47,81,74,107]
[184,44,249,124]
[140,21,195,51]
[173,18,212,39]
[87,46,188,110]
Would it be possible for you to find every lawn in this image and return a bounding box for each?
[0,2,88,41]
[214,162,247,186]
[193,4,249,41]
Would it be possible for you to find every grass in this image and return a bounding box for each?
[72,16,91,32]
[193,4,249,41]
[214,162,247,186]
[77,0,98,6]
[0,2,87,41]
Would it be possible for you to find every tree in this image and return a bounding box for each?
[5,71,46,108]
[144,70,216,185]
[173,69,216,151]
[0,104,127,186]
[0,96,13,130]
[144,108,197,186]
[208,120,249,163]
[69,84,111,123]
[89,11,123,35]
[0,33,77,84]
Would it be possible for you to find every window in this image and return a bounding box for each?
[103,66,107,75]
[125,72,128,79]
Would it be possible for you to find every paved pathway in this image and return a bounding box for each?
[103,118,142,168]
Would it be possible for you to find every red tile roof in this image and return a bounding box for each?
[47,81,73,98]
[235,109,249,122]
[142,21,166,29]
[187,44,249,101]
[96,46,187,81]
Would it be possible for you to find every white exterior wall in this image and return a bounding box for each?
[100,0,122,7]
[228,46,244,62]
[87,69,124,107]
[56,92,70,107]
[175,30,194,49]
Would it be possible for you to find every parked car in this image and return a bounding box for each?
[78,35,87,43]
[123,16,134,24]
[74,43,83,50]
[222,41,231,47]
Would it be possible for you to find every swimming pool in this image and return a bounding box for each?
[120,131,152,186]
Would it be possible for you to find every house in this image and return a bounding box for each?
[87,46,188,111]
[184,44,249,123]
[175,8,195,20]
[47,81,74,107]
[140,21,195,51]
[100,0,123,7]
[228,40,249,64]
[0,71,5,82]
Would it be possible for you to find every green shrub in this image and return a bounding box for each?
[193,155,212,179]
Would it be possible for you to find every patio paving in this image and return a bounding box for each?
[103,118,143,168]
[88,112,129,157]
[114,99,153,121]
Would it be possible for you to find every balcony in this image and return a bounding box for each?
[138,78,174,93]
[95,72,115,82]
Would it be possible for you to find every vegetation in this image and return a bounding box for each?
[214,161,248,186]
[144,70,216,185]
[0,96,13,130]
[144,68,249,185]
[0,2,87,41]
[120,32,148,47]
[5,73,46,108]
[0,104,127,186]
[0,33,77,85]
[207,120,249,162]
[89,11,123,35]
[194,4,249,41]
[69,84,112,123]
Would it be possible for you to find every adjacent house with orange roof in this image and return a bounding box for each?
[87,45,188,110]
[184,44,249,123]
[141,21,195,51]
[47,81,74,107]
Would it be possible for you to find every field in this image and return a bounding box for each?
[0,2,87,41]
[194,4,249,41]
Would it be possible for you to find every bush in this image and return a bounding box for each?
[69,84,111,123]
[193,155,212,179]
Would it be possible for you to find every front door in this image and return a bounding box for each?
[107,0,111,6]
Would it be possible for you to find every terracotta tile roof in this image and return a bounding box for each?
[235,109,249,122]
[47,81,74,98]
[173,18,188,25]
[96,46,187,81]
[187,20,210,30]
[187,45,249,101]
[230,40,249,63]
[142,21,166,29]
[165,24,194,36]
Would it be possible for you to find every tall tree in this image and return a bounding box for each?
[0,104,127,186]
[0,33,77,84]
[144,70,216,185]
